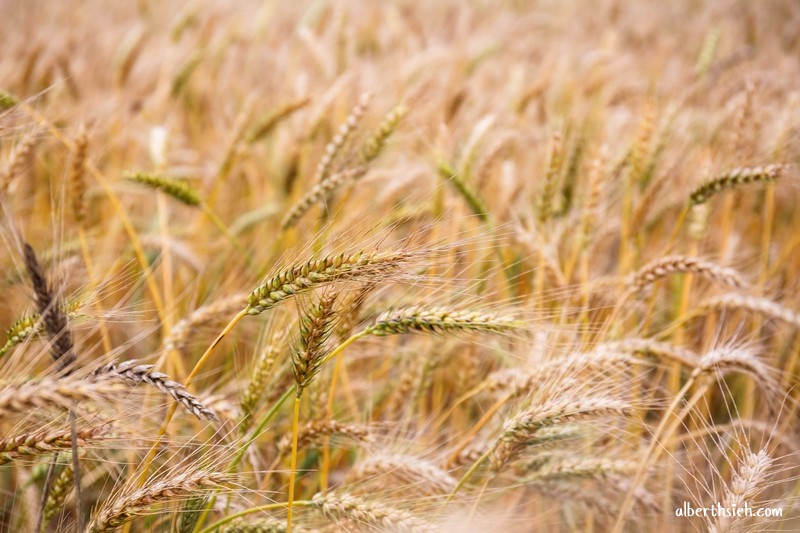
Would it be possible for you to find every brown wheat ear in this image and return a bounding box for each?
[23,243,76,374]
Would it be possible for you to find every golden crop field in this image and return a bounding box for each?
[1,0,799,531]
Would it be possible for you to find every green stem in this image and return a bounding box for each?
[201,203,255,267]
[197,501,314,533]
[192,385,296,533]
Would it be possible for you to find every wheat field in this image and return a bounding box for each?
[1,0,799,531]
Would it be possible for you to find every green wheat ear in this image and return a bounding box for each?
[0,89,18,109]
[689,164,786,205]
[124,170,202,207]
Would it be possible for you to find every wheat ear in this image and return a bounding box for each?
[87,471,229,532]
[93,360,218,422]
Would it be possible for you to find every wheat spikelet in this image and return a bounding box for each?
[23,243,77,373]
[537,131,563,224]
[0,427,103,464]
[358,104,407,165]
[281,166,366,230]
[438,159,490,221]
[292,294,338,395]
[0,88,18,109]
[689,164,787,205]
[629,256,747,294]
[363,306,522,336]
[247,249,419,315]
[311,492,435,532]
[239,342,283,430]
[0,301,81,358]
[277,419,369,456]
[70,125,89,225]
[171,49,204,97]
[692,348,776,390]
[336,283,374,339]
[491,397,632,472]
[246,97,311,144]
[112,26,145,88]
[220,520,289,533]
[599,338,700,369]
[348,453,457,495]
[522,455,638,482]
[709,448,773,533]
[42,461,76,525]
[87,470,229,532]
[124,170,201,206]
[698,293,800,329]
[314,92,370,182]
[164,292,249,352]
[0,375,121,417]
[2,130,39,193]
[93,360,218,422]
[580,144,608,244]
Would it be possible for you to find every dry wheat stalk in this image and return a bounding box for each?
[311,492,435,532]
[87,470,229,532]
[92,360,218,422]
